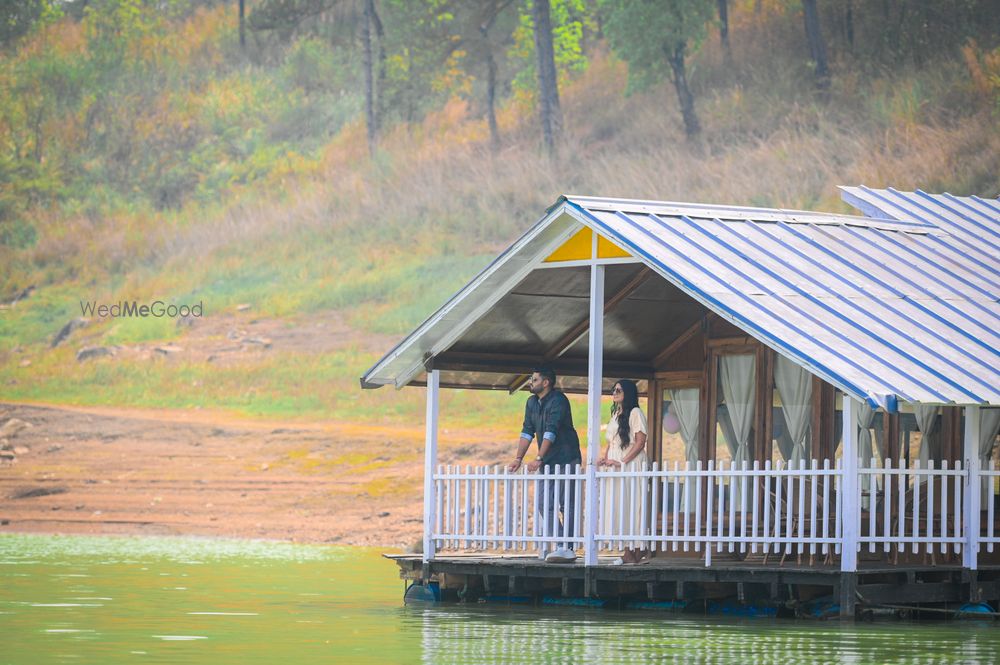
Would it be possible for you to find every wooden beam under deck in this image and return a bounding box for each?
[387,554,998,614]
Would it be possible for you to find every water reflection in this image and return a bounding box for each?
[411,603,999,665]
[2,534,999,665]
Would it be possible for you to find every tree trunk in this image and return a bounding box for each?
[484,41,500,153]
[238,0,245,51]
[532,0,562,156]
[369,0,386,135]
[717,0,730,53]
[802,0,830,89]
[844,0,854,50]
[362,0,377,157]
[667,43,700,138]
[479,0,511,154]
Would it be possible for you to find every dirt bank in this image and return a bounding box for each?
[0,402,510,548]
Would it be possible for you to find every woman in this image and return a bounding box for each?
[598,379,649,564]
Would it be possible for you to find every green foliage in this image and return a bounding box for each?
[509,0,594,98]
[598,0,714,93]
[381,0,463,124]
[0,0,63,50]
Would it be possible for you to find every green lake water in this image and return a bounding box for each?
[2,534,999,664]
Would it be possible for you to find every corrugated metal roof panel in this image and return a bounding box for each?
[564,194,1000,408]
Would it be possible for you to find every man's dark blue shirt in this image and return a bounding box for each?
[520,389,581,466]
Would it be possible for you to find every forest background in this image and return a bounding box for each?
[1,0,999,437]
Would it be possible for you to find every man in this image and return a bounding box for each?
[508,367,582,563]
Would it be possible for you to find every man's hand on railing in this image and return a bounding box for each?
[526,458,543,473]
[507,458,522,473]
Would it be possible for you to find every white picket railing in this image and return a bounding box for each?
[595,460,842,565]
[429,459,1000,565]
[857,459,964,558]
[980,460,1000,553]
[432,464,586,557]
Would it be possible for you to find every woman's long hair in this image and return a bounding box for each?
[612,379,640,449]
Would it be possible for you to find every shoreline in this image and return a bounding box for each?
[0,402,508,549]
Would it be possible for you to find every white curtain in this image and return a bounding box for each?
[668,388,700,513]
[914,404,939,469]
[774,411,795,462]
[979,409,1000,505]
[668,389,700,465]
[873,416,887,463]
[856,401,876,466]
[774,355,811,466]
[719,355,755,504]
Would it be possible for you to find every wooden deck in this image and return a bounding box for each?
[387,552,1000,618]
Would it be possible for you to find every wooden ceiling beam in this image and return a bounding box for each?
[652,315,706,368]
[505,266,653,393]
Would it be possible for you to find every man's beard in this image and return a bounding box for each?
[529,383,544,395]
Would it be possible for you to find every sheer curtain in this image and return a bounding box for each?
[668,388,700,513]
[719,355,755,504]
[856,401,876,466]
[774,355,811,466]
[979,409,1000,504]
[914,404,939,467]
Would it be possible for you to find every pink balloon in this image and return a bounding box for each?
[663,411,681,434]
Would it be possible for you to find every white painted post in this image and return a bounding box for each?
[964,405,981,570]
[423,369,440,562]
[841,396,859,572]
[583,263,605,567]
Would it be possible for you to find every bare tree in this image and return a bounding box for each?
[802,0,830,89]
[478,0,513,153]
[532,0,562,156]
[717,0,729,53]
[361,0,384,157]
[239,0,246,50]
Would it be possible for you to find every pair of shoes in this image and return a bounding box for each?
[545,547,578,563]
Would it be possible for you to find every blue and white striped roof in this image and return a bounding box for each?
[362,190,1000,410]
[564,193,999,409]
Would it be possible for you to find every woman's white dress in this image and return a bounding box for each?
[601,407,648,550]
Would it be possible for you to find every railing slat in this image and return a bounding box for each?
[764,460,772,556]
[751,460,760,555]
[989,461,996,554]
[822,458,830,557]
[704,461,713,564]
[927,461,935,557]
[913,461,921,555]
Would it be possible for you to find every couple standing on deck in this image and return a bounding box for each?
[507,368,649,564]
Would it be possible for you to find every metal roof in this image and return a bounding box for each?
[362,191,1000,410]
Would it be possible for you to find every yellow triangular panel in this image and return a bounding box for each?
[597,235,632,258]
[544,227,592,262]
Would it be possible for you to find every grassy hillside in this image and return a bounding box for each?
[1,1,998,434]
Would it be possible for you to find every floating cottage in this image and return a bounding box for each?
[363,187,1000,618]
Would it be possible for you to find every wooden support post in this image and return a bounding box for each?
[964,405,981,571]
[423,370,440,563]
[838,572,857,619]
[885,411,900,463]
[841,396,859,573]
[648,378,663,464]
[760,348,774,464]
[583,263,605,567]
[811,376,824,462]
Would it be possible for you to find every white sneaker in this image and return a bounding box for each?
[545,547,577,563]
